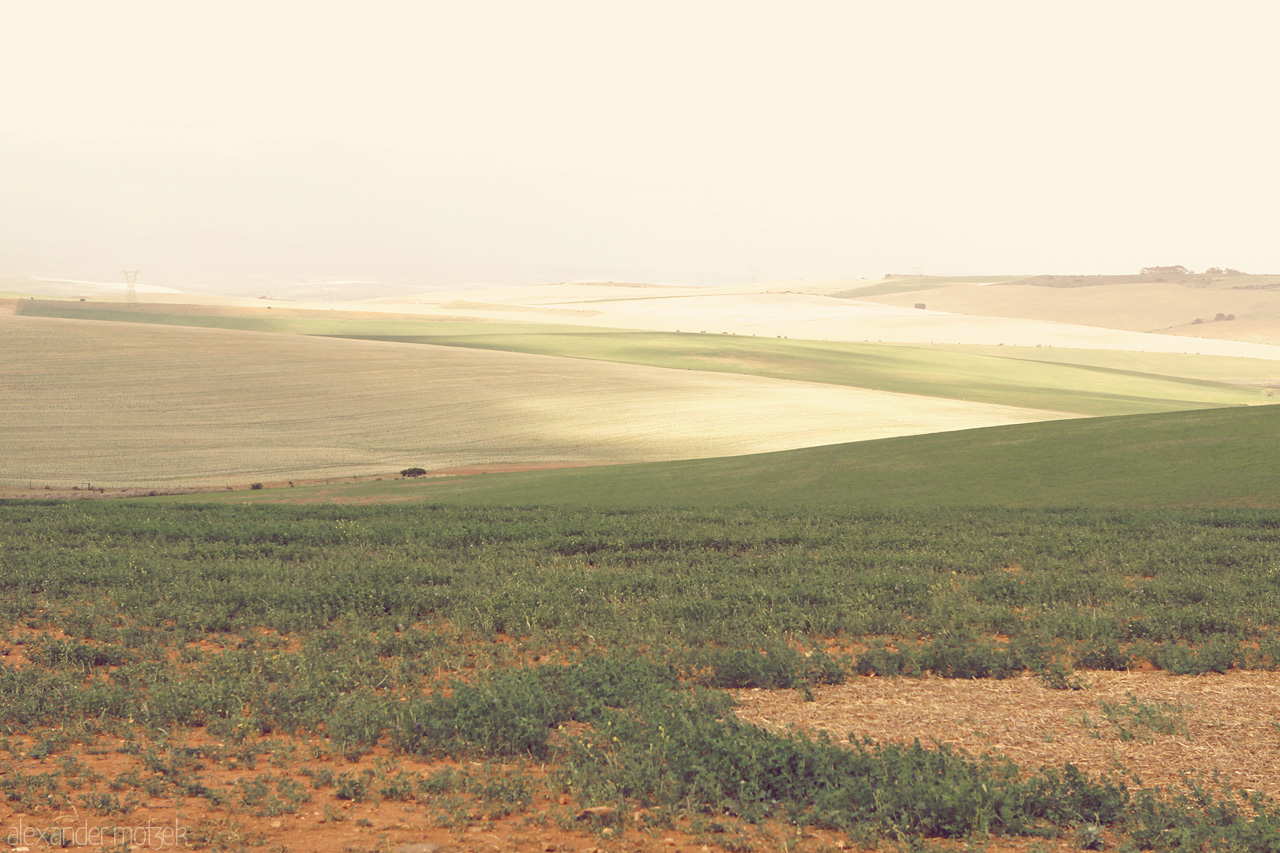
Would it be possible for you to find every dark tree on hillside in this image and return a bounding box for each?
[400,467,427,478]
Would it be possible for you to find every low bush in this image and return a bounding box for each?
[683,642,848,689]
[1154,636,1240,675]
[918,632,1025,679]
[1075,638,1133,670]
[390,656,684,759]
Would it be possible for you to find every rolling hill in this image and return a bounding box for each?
[7,275,1280,495]
[219,405,1280,509]
[0,314,1068,488]
[17,301,1275,415]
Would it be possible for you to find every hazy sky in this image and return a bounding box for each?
[4,1,1277,290]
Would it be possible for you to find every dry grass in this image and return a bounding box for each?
[0,314,1069,488]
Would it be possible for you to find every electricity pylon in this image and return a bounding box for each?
[123,270,140,307]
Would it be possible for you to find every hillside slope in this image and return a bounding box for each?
[372,405,1280,508]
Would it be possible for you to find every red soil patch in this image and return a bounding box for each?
[0,731,851,853]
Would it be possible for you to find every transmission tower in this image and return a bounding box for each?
[123,270,140,306]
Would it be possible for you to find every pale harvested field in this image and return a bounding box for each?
[858,280,1280,343]
[0,315,1071,488]
[355,283,1280,359]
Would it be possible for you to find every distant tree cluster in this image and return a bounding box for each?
[1141,265,1247,276]
[400,467,427,478]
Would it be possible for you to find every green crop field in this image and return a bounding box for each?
[6,495,1280,850]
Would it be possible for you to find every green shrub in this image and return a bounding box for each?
[334,770,373,802]
[1075,639,1133,670]
[684,642,847,689]
[393,669,572,758]
[919,633,1024,679]
[1154,636,1240,675]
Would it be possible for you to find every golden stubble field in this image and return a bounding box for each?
[0,314,1072,488]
